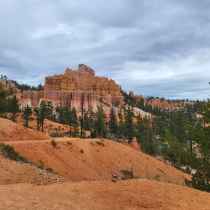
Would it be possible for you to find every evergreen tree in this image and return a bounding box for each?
[88,105,95,131]
[9,95,20,122]
[62,106,73,137]
[174,109,186,148]
[34,107,41,131]
[72,124,79,137]
[124,106,134,143]
[117,110,124,140]
[135,114,144,144]
[72,107,78,125]
[162,128,183,167]
[83,112,90,131]
[34,100,48,132]
[94,106,106,138]
[109,108,117,134]
[0,83,8,115]
[21,104,32,127]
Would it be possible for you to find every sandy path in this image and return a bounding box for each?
[1,179,210,210]
[1,137,79,144]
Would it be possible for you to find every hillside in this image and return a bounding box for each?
[4,138,190,185]
[0,154,70,185]
[0,118,51,141]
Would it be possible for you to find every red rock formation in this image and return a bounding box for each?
[22,64,123,111]
[147,99,181,109]
[122,138,141,151]
[44,64,123,104]
[129,91,142,102]
[129,137,141,151]
[122,140,128,146]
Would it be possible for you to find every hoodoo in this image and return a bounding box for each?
[22,64,124,111]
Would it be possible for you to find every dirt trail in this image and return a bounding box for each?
[1,179,210,210]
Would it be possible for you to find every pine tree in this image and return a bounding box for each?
[83,112,90,131]
[117,110,124,140]
[124,106,134,143]
[174,109,186,148]
[34,100,48,132]
[9,95,20,122]
[72,107,78,125]
[162,128,181,167]
[0,83,8,115]
[34,107,41,131]
[22,104,32,127]
[62,106,73,137]
[109,108,117,134]
[94,106,106,138]
[88,105,95,131]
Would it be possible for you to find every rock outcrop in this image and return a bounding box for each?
[129,91,142,102]
[22,64,124,111]
[129,137,141,151]
[122,138,141,151]
[147,99,181,109]
[0,79,16,88]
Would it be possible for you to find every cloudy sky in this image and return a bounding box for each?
[0,0,210,100]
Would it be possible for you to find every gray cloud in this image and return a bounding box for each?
[0,0,210,100]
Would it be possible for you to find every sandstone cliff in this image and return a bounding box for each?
[22,64,124,111]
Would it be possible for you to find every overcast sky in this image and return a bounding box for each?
[0,0,210,100]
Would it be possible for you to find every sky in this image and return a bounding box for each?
[0,0,210,101]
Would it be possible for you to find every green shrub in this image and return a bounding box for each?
[0,143,27,162]
[49,132,64,137]
[185,172,210,192]
[80,149,84,153]
[90,130,97,138]
[51,139,57,147]
[37,165,43,169]
[46,167,53,173]
[120,169,134,180]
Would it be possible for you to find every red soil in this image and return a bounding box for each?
[0,118,51,141]
[6,138,190,185]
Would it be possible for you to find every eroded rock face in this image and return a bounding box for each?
[22,64,124,111]
[129,137,141,151]
[148,99,181,109]
[129,91,142,102]
[44,64,123,105]
[122,138,141,151]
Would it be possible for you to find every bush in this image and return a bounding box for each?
[0,143,27,162]
[120,169,134,180]
[49,132,64,137]
[37,165,43,169]
[90,130,97,138]
[185,172,210,192]
[51,139,57,147]
[46,167,53,173]
[80,149,84,153]
[106,133,115,141]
